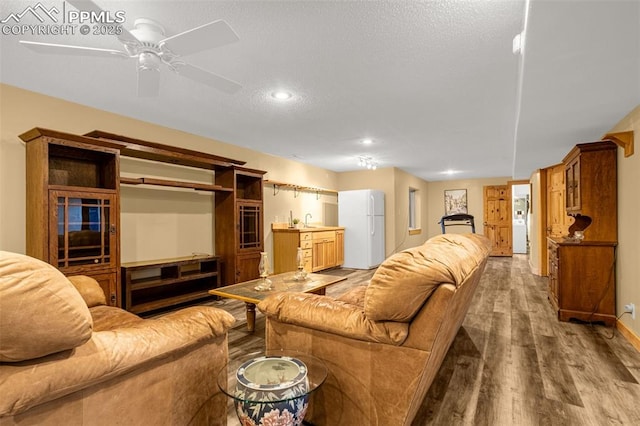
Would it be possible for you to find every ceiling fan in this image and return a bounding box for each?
[19,0,242,97]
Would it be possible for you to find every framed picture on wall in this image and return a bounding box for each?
[444,189,468,215]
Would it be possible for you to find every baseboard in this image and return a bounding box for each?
[617,320,640,353]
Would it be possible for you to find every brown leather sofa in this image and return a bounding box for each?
[258,233,491,425]
[0,251,235,425]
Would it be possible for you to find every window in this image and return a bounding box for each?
[409,188,420,234]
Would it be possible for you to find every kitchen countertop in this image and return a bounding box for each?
[272,225,344,232]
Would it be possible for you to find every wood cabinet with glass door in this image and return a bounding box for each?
[21,128,121,306]
[563,141,617,241]
[546,140,618,325]
[215,166,266,285]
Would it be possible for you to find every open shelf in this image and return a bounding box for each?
[129,289,213,315]
[85,130,246,171]
[264,180,338,198]
[120,176,233,192]
[122,255,220,314]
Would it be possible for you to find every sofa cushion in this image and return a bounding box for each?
[0,251,93,362]
[68,275,107,308]
[364,234,491,322]
[335,285,367,307]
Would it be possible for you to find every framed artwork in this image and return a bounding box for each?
[444,189,467,215]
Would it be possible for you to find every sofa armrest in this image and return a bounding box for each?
[0,306,235,417]
[258,293,408,345]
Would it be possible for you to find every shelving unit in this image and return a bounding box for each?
[21,128,121,306]
[264,180,337,199]
[216,167,266,285]
[547,140,618,325]
[119,176,233,192]
[121,255,220,314]
[22,127,266,312]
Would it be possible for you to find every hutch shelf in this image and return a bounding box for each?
[21,128,121,306]
[121,255,221,315]
[547,140,618,325]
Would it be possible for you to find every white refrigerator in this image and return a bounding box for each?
[338,189,385,269]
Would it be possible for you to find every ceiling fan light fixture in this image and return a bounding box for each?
[138,52,161,71]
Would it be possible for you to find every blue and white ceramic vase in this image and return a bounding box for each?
[234,356,309,426]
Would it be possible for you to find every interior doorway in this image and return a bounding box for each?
[512,183,531,254]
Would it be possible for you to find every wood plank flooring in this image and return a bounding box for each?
[202,256,640,425]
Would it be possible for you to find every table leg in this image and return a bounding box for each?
[245,302,256,332]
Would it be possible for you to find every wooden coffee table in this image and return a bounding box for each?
[209,271,347,332]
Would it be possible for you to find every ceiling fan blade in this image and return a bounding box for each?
[137,66,160,97]
[160,20,239,57]
[175,63,242,94]
[20,40,128,57]
[65,0,140,45]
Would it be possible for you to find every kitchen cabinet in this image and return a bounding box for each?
[273,227,344,274]
[312,230,336,272]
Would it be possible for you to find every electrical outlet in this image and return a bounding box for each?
[624,303,636,320]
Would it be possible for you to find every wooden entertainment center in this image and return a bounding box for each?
[21,128,266,314]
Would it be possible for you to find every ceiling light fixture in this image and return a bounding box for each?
[361,138,373,145]
[512,31,525,55]
[271,90,292,100]
[358,156,378,170]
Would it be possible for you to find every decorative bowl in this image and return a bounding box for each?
[234,356,309,426]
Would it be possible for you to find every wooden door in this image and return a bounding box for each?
[546,165,572,239]
[483,185,512,256]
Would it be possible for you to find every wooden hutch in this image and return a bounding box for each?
[22,129,121,305]
[547,141,617,325]
[22,128,266,314]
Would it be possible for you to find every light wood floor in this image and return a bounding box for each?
[204,256,640,425]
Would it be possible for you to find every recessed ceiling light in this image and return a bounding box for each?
[443,169,460,175]
[271,91,292,100]
[361,138,373,145]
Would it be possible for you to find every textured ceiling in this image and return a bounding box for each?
[1,0,638,181]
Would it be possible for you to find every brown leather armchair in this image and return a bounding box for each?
[0,251,234,425]
[259,233,491,425]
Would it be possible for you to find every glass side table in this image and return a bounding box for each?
[218,349,327,426]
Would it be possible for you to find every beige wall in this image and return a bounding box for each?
[336,167,431,256]
[607,105,640,337]
[0,84,338,268]
[426,177,510,238]
[528,170,544,275]
[0,84,508,267]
